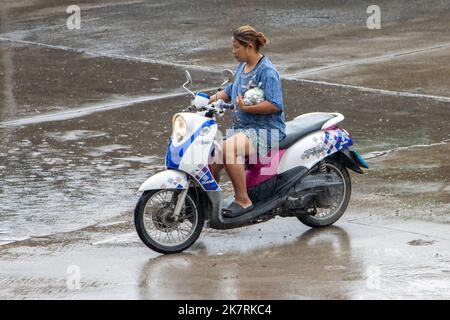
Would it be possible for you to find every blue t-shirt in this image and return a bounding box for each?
[225,56,286,142]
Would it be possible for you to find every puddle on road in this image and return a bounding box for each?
[1,0,450,249]
[136,222,450,299]
[1,80,450,244]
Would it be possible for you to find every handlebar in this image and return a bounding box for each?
[221,102,235,110]
[193,99,234,113]
[182,98,234,117]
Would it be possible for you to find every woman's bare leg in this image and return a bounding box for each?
[210,163,224,183]
[222,133,255,208]
[210,144,225,182]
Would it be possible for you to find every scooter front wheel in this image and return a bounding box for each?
[134,189,203,254]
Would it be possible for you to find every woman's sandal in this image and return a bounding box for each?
[222,201,254,218]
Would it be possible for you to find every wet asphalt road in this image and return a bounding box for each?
[0,0,449,299]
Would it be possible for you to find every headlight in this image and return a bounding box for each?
[172,115,187,142]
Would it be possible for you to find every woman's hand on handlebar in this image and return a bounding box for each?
[209,90,231,104]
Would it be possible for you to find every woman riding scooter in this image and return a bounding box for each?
[209,25,286,218]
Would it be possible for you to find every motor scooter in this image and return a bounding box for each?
[134,70,368,254]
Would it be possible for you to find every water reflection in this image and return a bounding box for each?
[0,5,17,123]
[137,226,362,299]
[0,4,18,243]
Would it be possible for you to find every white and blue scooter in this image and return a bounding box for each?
[134,70,368,254]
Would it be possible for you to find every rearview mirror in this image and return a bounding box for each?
[222,69,234,84]
[184,70,192,85]
[182,70,195,98]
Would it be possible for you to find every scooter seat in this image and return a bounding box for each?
[279,113,336,149]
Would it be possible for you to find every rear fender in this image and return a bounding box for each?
[333,148,368,174]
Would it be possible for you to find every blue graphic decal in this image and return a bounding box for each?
[188,164,220,191]
[303,129,354,160]
[324,131,330,145]
[199,170,219,191]
[339,129,353,149]
[322,128,353,155]
[334,134,341,150]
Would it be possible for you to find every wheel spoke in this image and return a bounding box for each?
[303,163,347,220]
[141,190,198,246]
[178,226,191,236]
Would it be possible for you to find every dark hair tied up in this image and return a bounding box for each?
[233,25,269,51]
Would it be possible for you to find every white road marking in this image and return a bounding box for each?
[284,42,450,78]
[362,139,450,160]
[0,88,217,127]
[0,92,184,127]
[0,37,218,73]
[288,78,450,103]
[0,36,449,122]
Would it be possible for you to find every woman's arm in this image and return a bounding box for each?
[209,90,231,103]
[236,95,280,114]
[238,67,283,114]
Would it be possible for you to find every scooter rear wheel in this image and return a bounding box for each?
[297,159,351,227]
[134,189,203,254]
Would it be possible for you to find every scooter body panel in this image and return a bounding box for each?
[277,128,353,174]
[165,112,221,191]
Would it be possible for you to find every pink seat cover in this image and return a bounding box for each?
[245,149,286,188]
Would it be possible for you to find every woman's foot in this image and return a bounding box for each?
[222,200,254,218]
[235,197,252,208]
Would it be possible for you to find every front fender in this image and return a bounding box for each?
[138,169,189,191]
